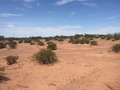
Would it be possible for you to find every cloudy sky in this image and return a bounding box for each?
[0,0,120,37]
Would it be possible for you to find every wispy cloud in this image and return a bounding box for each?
[24,3,32,8]
[55,0,96,6]
[69,11,76,17]
[49,11,54,14]
[36,2,40,6]
[0,13,23,17]
[81,2,96,6]
[12,0,36,2]
[16,7,25,11]
[107,15,120,20]
[23,0,36,3]
[55,0,74,5]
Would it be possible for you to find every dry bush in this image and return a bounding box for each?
[6,55,18,65]
[33,49,58,64]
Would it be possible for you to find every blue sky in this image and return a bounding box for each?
[0,0,120,37]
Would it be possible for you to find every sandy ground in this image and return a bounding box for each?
[0,39,120,90]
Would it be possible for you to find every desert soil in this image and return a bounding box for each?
[0,39,120,90]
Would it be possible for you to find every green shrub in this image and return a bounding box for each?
[47,42,53,45]
[8,41,17,49]
[113,33,120,40]
[0,35,4,41]
[37,41,44,46]
[0,42,6,49]
[112,43,120,53]
[68,38,74,43]
[68,37,80,44]
[101,36,106,39]
[6,55,18,65]
[79,38,90,44]
[105,34,113,40]
[72,39,80,44]
[18,39,23,44]
[30,42,35,45]
[0,67,9,83]
[33,49,58,64]
[83,38,90,44]
[24,39,32,43]
[45,37,52,41]
[79,39,85,44]
[90,41,98,45]
[58,38,63,42]
[47,42,57,50]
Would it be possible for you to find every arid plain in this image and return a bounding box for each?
[0,38,120,90]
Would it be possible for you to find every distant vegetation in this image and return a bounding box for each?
[47,42,57,50]
[0,33,119,49]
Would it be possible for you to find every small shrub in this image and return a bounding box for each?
[0,42,6,49]
[37,41,44,46]
[8,41,17,49]
[6,55,18,65]
[24,39,32,43]
[33,49,58,64]
[45,37,52,41]
[68,37,80,44]
[0,35,5,41]
[0,67,9,83]
[90,41,98,45]
[112,43,120,53]
[18,40,23,44]
[47,42,53,45]
[113,33,120,40]
[106,34,113,40]
[72,39,80,44]
[47,42,57,50]
[79,39,85,44]
[58,38,63,42]
[0,67,4,75]
[101,36,106,39]
[79,38,90,44]
[83,38,90,44]
[30,42,35,45]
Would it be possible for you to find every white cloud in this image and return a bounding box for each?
[5,24,16,28]
[16,7,25,11]
[0,13,23,17]
[96,26,120,34]
[12,0,36,2]
[2,25,82,37]
[36,2,40,6]
[107,15,120,20]
[23,0,35,2]
[55,0,74,5]
[81,2,96,6]
[2,24,120,37]
[55,0,95,6]
[24,4,32,8]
